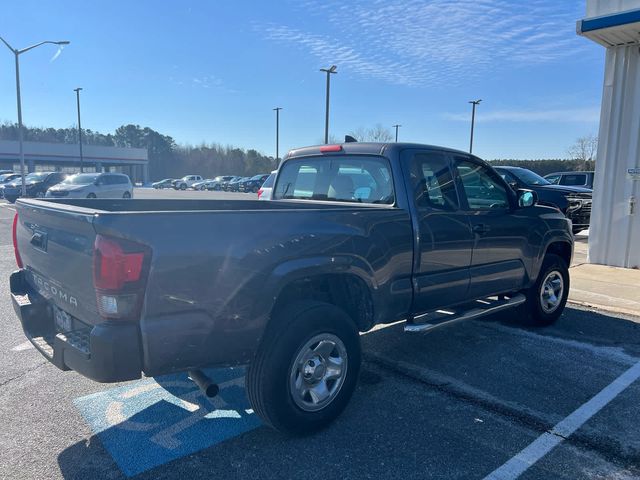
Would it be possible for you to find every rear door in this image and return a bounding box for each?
[452,156,528,298]
[15,202,101,326]
[402,149,473,312]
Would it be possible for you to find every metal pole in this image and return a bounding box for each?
[273,107,282,161]
[393,124,401,142]
[320,66,336,144]
[469,99,481,154]
[324,71,330,144]
[74,88,84,172]
[15,52,26,195]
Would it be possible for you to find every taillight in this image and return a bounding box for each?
[93,234,151,321]
[12,213,23,268]
[257,188,263,199]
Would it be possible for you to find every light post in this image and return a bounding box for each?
[320,65,337,144]
[0,36,70,195]
[468,99,482,154]
[74,88,84,173]
[273,107,282,162]
[393,124,401,142]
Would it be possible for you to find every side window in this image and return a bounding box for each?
[560,174,586,186]
[409,152,458,211]
[545,174,561,185]
[454,158,509,210]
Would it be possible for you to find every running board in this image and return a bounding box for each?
[404,294,526,333]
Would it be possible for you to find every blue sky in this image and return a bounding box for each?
[0,0,604,159]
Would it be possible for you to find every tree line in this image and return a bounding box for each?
[0,122,276,181]
[0,121,596,180]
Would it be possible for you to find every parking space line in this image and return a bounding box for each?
[483,360,640,480]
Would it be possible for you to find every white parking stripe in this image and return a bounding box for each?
[483,360,640,480]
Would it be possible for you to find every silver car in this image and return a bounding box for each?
[46,173,133,199]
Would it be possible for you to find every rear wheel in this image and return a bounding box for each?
[246,301,361,435]
[520,254,569,326]
[123,191,131,199]
[87,193,97,199]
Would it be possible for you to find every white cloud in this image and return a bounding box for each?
[443,107,600,123]
[258,0,587,86]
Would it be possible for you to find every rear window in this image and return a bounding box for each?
[273,156,394,205]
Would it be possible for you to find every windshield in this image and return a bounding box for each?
[62,173,100,185]
[509,168,550,186]
[24,172,50,182]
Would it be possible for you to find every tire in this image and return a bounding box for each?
[36,191,45,198]
[521,254,569,326]
[246,301,361,435]
[214,185,221,191]
[180,183,187,190]
[123,191,131,199]
[86,193,97,199]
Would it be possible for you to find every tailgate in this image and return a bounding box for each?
[15,200,101,326]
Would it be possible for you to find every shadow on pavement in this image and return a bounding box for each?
[57,306,640,479]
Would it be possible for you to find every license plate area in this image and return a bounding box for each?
[53,305,74,333]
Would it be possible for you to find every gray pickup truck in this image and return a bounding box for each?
[10,142,573,434]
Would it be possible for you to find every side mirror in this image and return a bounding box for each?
[517,189,537,208]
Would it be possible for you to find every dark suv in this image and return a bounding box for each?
[2,172,67,203]
[494,166,592,234]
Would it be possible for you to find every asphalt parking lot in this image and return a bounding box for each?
[1,192,639,479]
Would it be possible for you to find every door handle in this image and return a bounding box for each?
[472,224,490,235]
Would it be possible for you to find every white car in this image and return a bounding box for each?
[258,170,277,200]
[205,175,236,191]
[46,172,133,199]
[173,175,203,190]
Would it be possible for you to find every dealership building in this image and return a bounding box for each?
[0,140,149,184]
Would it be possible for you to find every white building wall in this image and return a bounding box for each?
[589,45,640,268]
[587,0,640,17]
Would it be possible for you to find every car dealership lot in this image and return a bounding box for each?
[0,196,639,479]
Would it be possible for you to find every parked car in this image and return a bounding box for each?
[10,142,573,435]
[3,171,66,203]
[46,173,133,199]
[0,173,21,198]
[152,178,175,189]
[257,171,277,200]
[0,169,14,175]
[191,179,213,191]
[227,176,249,192]
[239,174,270,193]
[204,176,235,191]
[173,175,203,190]
[544,171,595,189]
[220,176,241,191]
[494,166,592,234]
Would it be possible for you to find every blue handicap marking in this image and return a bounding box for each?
[74,367,261,477]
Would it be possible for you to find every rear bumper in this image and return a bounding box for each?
[10,269,142,383]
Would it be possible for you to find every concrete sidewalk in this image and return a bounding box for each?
[569,235,640,318]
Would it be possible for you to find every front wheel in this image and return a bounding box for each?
[246,301,361,435]
[123,191,131,199]
[86,193,97,199]
[521,253,569,326]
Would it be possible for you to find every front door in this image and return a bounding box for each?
[452,156,529,299]
[403,149,473,313]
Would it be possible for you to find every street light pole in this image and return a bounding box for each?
[0,36,70,195]
[74,88,84,172]
[392,124,401,142]
[320,65,337,144]
[469,99,482,154]
[273,107,282,162]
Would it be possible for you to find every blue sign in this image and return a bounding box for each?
[74,368,261,477]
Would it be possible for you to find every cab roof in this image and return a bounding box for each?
[285,142,474,160]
